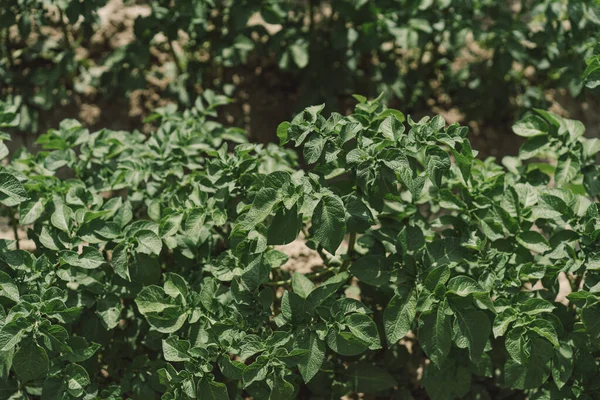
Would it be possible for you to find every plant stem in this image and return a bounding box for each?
[340,232,356,271]
[57,7,72,50]
[316,245,330,266]
[264,265,337,286]
[301,226,310,238]
[11,215,19,250]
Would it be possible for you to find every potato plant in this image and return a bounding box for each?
[0,91,599,399]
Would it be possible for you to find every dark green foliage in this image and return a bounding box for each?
[2,0,600,135]
[0,91,598,399]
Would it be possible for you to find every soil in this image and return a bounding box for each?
[0,218,35,252]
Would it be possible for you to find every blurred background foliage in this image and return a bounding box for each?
[1,0,600,155]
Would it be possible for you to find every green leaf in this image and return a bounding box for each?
[219,356,245,380]
[39,325,69,353]
[135,230,163,256]
[162,336,191,362]
[0,319,28,351]
[164,273,189,301]
[345,313,381,350]
[64,363,90,397]
[51,204,73,233]
[340,122,362,143]
[512,115,548,137]
[426,146,451,187]
[349,255,391,286]
[420,300,452,366]
[0,173,27,207]
[19,199,44,225]
[503,338,552,390]
[238,188,280,232]
[424,266,450,291]
[326,331,368,356]
[311,193,346,254]
[242,361,268,387]
[198,378,229,400]
[583,56,600,88]
[447,276,485,297]
[303,135,326,164]
[13,340,49,382]
[520,298,555,316]
[378,115,405,141]
[64,337,101,363]
[399,168,425,199]
[296,331,325,383]
[516,231,551,253]
[344,194,373,233]
[159,213,183,237]
[552,343,573,390]
[505,327,529,364]
[452,140,473,183]
[136,286,176,314]
[493,309,517,338]
[554,153,580,186]
[267,204,301,245]
[343,362,397,393]
[384,288,417,346]
[111,243,130,281]
[519,135,549,160]
[61,247,105,269]
[528,319,559,347]
[0,271,19,302]
[95,294,122,330]
[292,273,315,299]
[581,302,600,340]
[305,272,349,309]
[453,309,490,361]
[277,122,290,145]
[422,359,471,400]
[241,255,271,290]
[290,38,309,68]
[270,373,295,400]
